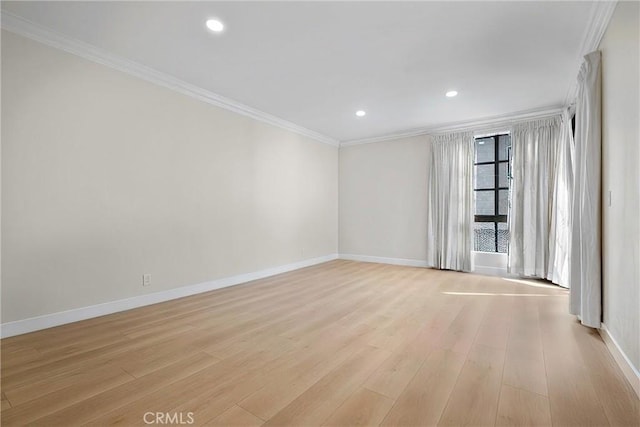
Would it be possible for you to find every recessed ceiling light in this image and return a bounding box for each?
[356,110,366,117]
[206,18,225,33]
[446,90,458,98]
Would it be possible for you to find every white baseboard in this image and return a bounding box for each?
[472,265,509,277]
[339,253,509,277]
[471,251,508,277]
[0,253,339,338]
[598,323,640,398]
[339,254,429,268]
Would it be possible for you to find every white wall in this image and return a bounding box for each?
[339,136,430,263]
[339,136,508,275]
[599,1,640,373]
[1,31,338,324]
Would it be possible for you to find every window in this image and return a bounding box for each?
[473,133,511,253]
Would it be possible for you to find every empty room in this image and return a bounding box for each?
[1,1,639,426]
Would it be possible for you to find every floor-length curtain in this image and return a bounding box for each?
[508,114,573,287]
[570,51,602,328]
[547,109,574,287]
[426,132,474,272]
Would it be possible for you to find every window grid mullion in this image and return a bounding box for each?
[473,133,509,253]
[494,135,499,252]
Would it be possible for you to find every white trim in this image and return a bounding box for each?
[1,6,614,149]
[472,251,509,278]
[472,266,508,277]
[0,254,339,338]
[340,106,564,147]
[564,0,618,105]
[339,253,511,277]
[0,11,339,147]
[598,323,640,398]
[339,254,428,268]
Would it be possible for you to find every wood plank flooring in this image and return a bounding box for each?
[1,260,638,426]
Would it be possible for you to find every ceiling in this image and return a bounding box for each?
[2,1,596,143]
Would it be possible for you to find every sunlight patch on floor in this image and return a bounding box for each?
[502,277,568,290]
[442,291,565,297]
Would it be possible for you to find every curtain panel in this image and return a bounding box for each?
[570,51,602,328]
[508,114,573,287]
[426,132,474,272]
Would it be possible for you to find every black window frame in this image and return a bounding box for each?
[474,133,511,253]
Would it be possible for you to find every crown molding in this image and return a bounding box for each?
[340,105,565,147]
[2,6,601,149]
[0,11,339,147]
[564,0,618,105]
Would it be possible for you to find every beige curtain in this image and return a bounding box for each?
[570,51,602,328]
[508,114,573,287]
[426,132,474,272]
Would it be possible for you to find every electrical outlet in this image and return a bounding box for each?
[142,274,151,287]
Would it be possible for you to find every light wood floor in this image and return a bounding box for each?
[1,260,638,426]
